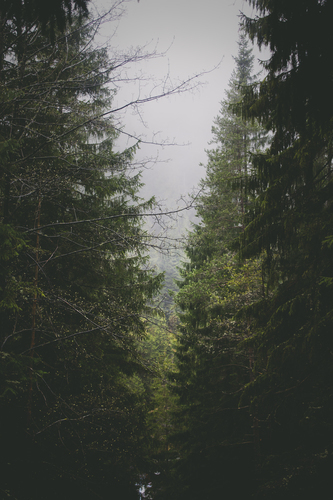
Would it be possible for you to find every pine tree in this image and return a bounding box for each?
[238,1,333,497]
[0,12,162,500]
[168,32,265,500]
[194,32,265,256]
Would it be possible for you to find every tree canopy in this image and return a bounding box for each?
[236,0,333,496]
[166,32,265,500]
[164,2,333,496]
[0,0,89,39]
[0,7,162,500]
[2,1,333,498]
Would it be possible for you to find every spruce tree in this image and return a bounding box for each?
[0,12,162,500]
[168,31,265,500]
[194,32,265,255]
[238,0,333,497]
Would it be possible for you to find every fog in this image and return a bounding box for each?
[94,0,266,221]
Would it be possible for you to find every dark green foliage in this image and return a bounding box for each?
[0,0,89,41]
[237,0,333,496]
[137,318,179,500]
[192,32,265,260]
[171,255,262,500]
[0,11,162,500]
[167,32,265,500]
[244,0,333,138]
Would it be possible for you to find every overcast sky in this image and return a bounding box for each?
[94,0,266,204]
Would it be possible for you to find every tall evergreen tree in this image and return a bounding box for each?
[194,32,265,257]
[238,0,333,497]
[0,11,162,500]
[168,32,265,500]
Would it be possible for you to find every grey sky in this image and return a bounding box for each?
[95,0,265,204]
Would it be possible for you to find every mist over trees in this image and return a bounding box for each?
[1,1,333,499]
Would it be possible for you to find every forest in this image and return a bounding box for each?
[1,0,333,499]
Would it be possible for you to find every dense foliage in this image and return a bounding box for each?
[2,1,333,499]
[238,0,333,496]
[0,7,162,500]
[166,2,333,495]
[166,33,266,500]
[0,0,89,40]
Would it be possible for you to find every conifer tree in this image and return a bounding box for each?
[238,1,333,497]
[194,32,265,256]
[0,10,162,500]
[168,31,265,500]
